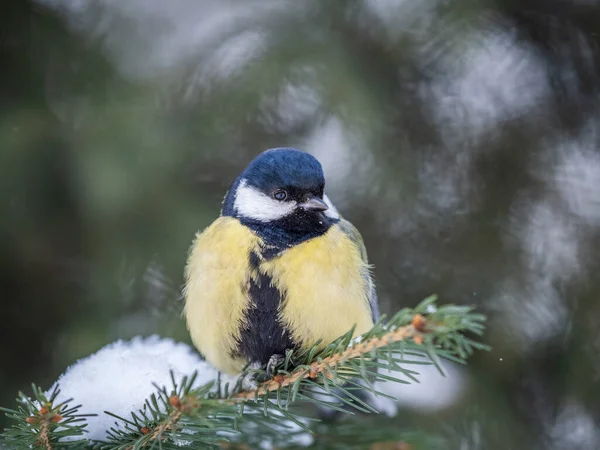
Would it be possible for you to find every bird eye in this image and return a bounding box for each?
[273,190,287,201]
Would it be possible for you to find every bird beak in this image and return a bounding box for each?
[299,196,328,212]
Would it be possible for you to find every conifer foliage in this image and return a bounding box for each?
[1,296,487,449]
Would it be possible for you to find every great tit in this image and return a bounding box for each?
[184,148,379,376]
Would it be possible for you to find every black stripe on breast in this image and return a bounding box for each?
[234,250,295,366]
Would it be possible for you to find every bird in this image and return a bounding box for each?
[183,147,379,377]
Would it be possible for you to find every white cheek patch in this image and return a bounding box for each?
[234,179,297,222]
[323,194,340,220]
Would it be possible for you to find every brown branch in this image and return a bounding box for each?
[148,395,199,442]
[28,406,62,450]
[149,409,182,442]
[139,315,427,446]
[232,320,422,400]
[39,420,51,450]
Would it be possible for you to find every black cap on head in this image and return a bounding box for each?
[242,148,325,194]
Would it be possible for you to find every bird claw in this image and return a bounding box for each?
[266,354,285,378]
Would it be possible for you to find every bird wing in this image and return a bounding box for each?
[337,217,380,322]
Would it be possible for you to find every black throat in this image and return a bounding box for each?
[221,177,339,258]
[239,210,338,258]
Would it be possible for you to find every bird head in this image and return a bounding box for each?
[222,148,339,244]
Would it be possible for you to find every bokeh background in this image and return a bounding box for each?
[2,0,600,448]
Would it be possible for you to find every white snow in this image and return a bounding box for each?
[311,352,466,417]
[47,335,313,447]
[48,335,225,442]
[258,417,314,449]
[368,353,467,415]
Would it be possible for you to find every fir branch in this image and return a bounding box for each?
[232,319,417,400]
[230,295,487,408]
[98,374,241,450]
[100,296,487,448]
[2,295,489,450]
[0,385,94,450]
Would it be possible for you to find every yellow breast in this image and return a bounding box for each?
[184,217,374,375]
[260,225,373,352]
[183,216,260,374]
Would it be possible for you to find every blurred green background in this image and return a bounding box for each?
[2,0,600,448]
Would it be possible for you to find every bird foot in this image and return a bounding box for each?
[266,353,285,378]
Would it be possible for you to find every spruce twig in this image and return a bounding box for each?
[1,295,489,450]
[0,385,94,450]
[232,319,418,400]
